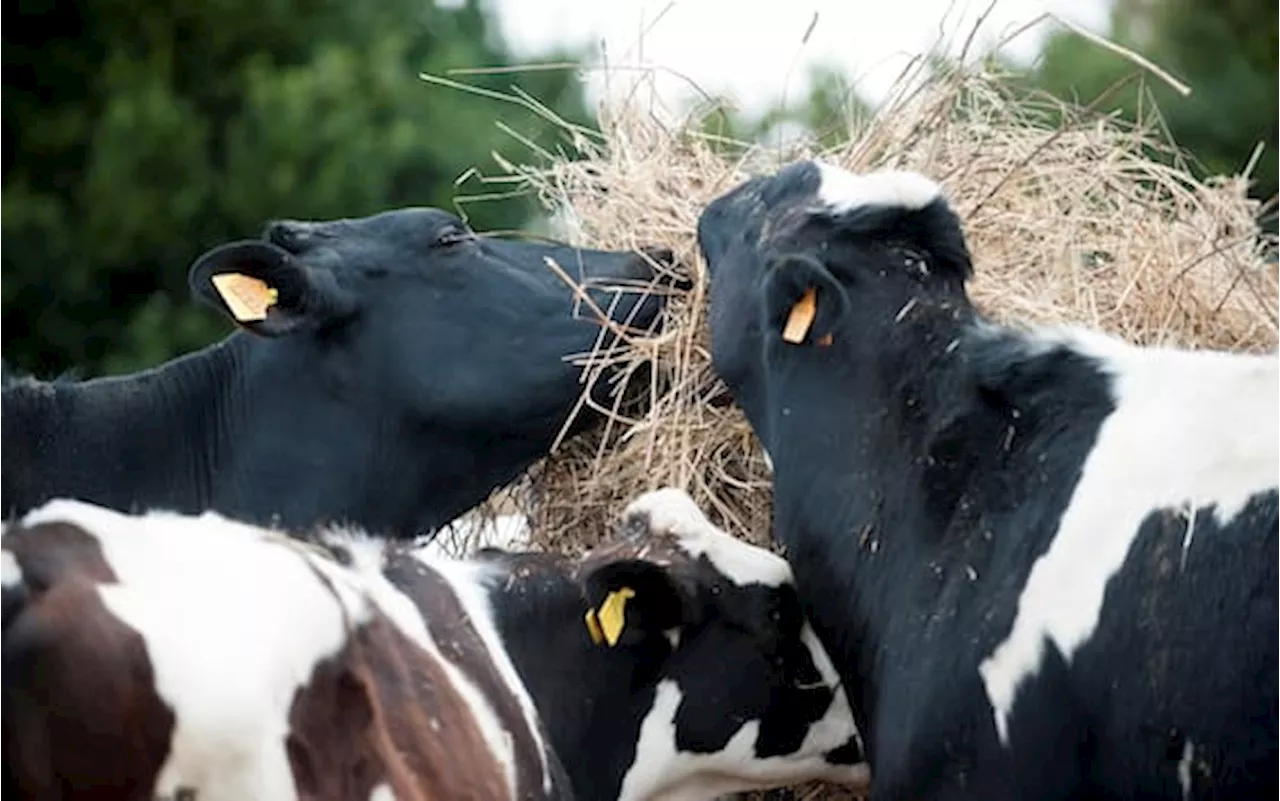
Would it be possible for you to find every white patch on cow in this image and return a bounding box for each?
[617,679,869,801]
[813,161,942,216]
[978,329,1279,746]
[323,530,535,799]
[19,498,367,801]
[1,548,21,590]
[626,488,792,587]
[799,623,865,757]
[1177,739,1195,800]
[420,554,556,795]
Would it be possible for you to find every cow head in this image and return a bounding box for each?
[696,161,974,461]
[186,207,676,535]
[571,488,867,800]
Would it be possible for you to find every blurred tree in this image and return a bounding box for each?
[1027,0,1277,213]
[2,0,593,376]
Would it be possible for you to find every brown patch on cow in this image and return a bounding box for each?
[286,604,513,801]
[3,521,176,799]
[383,548,562,799]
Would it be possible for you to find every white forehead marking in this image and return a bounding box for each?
[624,488,792,588]
[813,161,942,215]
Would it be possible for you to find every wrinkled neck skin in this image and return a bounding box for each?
[477,554,675,801]
[758,310,1112,750]
[2,336,250,521]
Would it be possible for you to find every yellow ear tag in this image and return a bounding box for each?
[211,273,280,322]
[782,287,817,344]
[597,587,636,647]
[584,608,604,645]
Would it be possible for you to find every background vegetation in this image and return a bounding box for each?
[3,0,1274,378]
[3,0,591,376]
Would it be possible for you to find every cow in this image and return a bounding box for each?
[2,207,675,537]
[2,487,869,801]
[695,159,1279,800]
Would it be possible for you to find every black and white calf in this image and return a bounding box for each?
[697,159,1278,800]
[2,488,866,801]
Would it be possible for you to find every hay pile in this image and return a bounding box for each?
[440,26,1277,801]
[460,48,1276,563]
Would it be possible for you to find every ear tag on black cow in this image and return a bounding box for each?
[211,273,280,322]
[584,608,605,645]
[782,286,817,344]
[597,587,636,647]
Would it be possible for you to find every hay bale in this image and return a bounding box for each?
[470,55,1276,560]
[456,46,1274,801]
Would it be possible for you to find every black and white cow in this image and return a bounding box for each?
[697,159,1279,799]
[2,208,674,536]
[2,488,867,800]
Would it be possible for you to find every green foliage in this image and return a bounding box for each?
[2,0,593,377]
[1026,0,1277,209]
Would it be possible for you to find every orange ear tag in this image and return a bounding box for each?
[597,587,636,647]
[782,287,817,344]
[211,273,280,322]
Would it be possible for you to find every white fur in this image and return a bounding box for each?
[1177,739,1194,800]
[2,548,22,590]
[813,161,942,215]
[978,330,1279,745]
[626,488,792,588]
[617,679,868,801]
[368,783,395,801]
[21,499,366,801]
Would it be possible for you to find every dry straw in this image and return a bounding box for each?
[430,15,1276,799]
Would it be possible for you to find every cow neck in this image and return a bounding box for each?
[478,552,671,801]
[11,334,251,517]
[757,308,998,660]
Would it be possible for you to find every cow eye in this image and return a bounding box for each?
[434,225,474,248]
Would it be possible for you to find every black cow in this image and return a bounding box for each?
[697,159,1279,800]
[3,208,672,536]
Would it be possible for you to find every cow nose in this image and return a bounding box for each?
[265,220,323,252]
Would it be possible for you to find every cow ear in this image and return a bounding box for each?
[579,559,703,649]
[760,254,850,348]
[188,241,358,337]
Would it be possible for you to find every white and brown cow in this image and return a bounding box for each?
[1,488,867,801]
